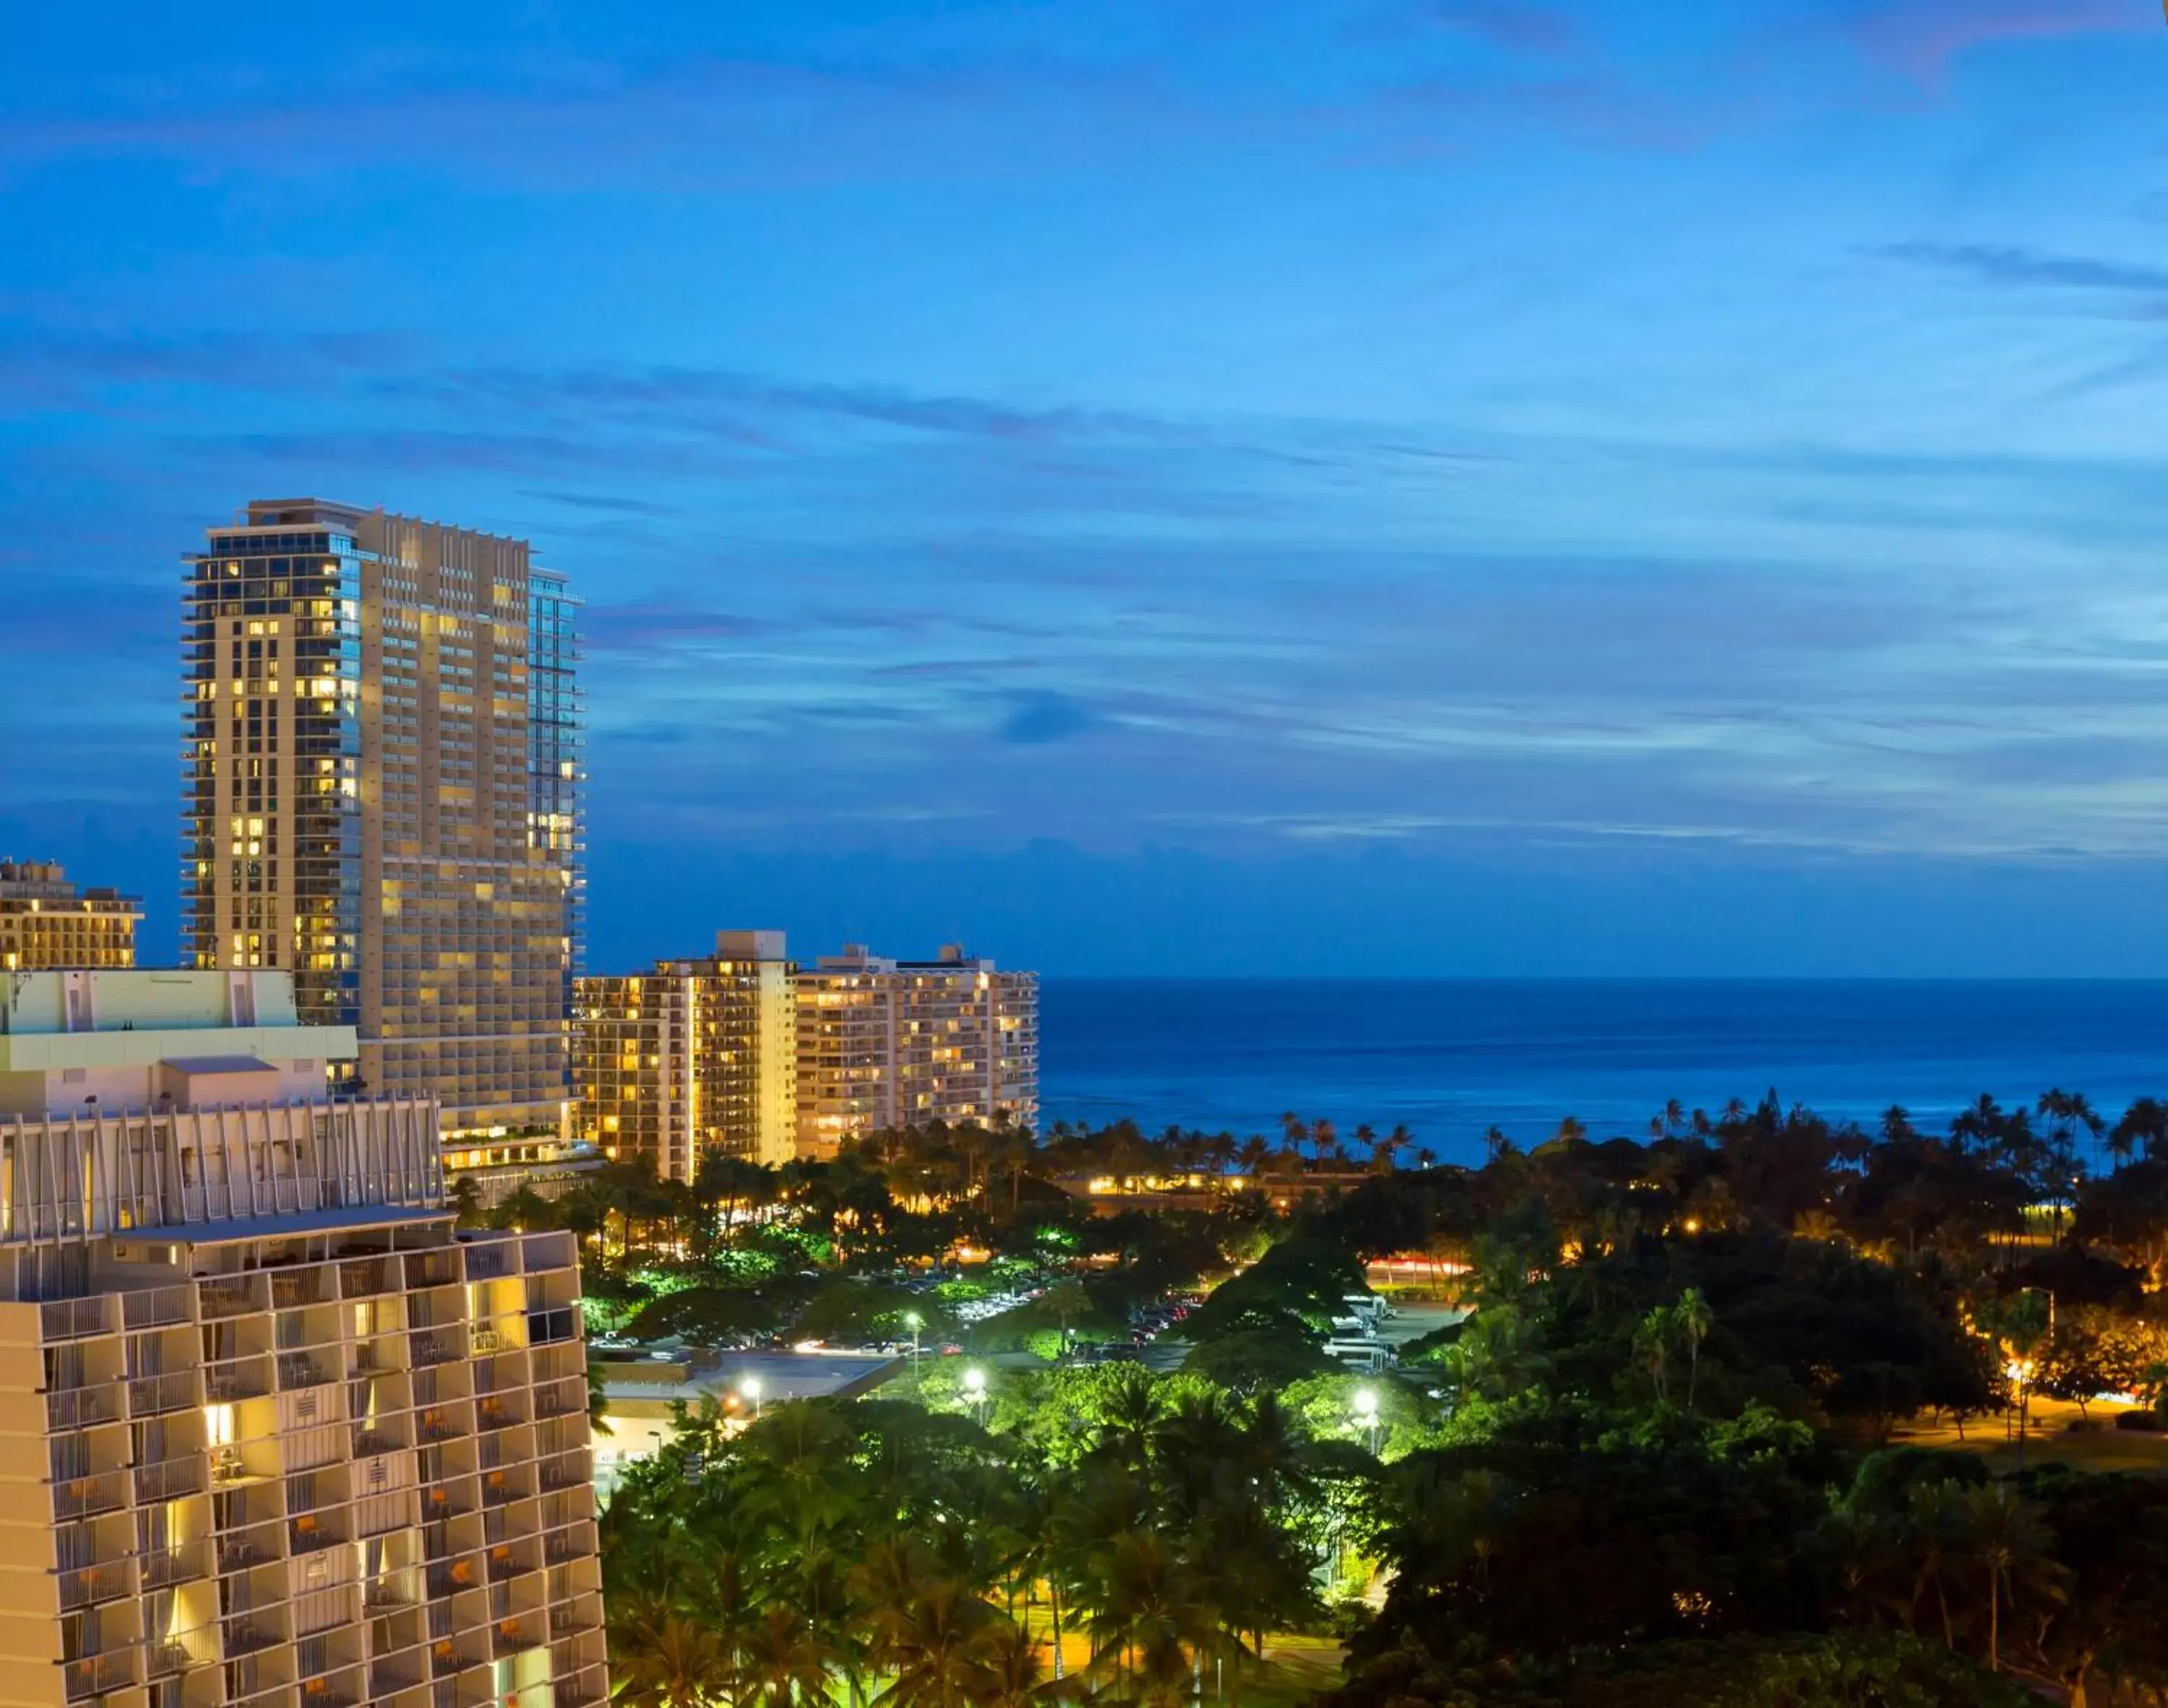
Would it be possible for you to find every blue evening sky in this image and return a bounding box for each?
[4,0,2167,977]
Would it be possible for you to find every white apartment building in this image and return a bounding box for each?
[793,944,1038,1155]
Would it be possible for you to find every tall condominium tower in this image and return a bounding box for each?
[793,944,1038,1155]
[0,861,140,972]
[0,969,608,1708]
[572,931,797,1178]
[181,501,582,1178]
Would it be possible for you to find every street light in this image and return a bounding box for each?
[963,1365,988,1425]
[1352,1386,1381,1456]
[741,1375,763,1420]
[903,1311,923,1377]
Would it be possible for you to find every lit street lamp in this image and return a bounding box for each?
[741,1375,763,1420]
[903,1310,923,1378]
[1352,1386,1381,1456]
[963,1365,988,1426]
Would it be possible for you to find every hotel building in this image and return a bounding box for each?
[794,944,1037,1155]
[0,863,140,972]
[180,501,582,1185]
[571,931,796,1178]
[0,969,607,1708]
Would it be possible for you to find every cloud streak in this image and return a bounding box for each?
[1872,241,2168,294]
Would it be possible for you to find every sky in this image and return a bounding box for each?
[4,0,2168,977]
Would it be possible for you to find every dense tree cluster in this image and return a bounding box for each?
[526,1086,2168,1705]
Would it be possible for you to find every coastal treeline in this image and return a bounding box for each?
[502,1088,2168,1706]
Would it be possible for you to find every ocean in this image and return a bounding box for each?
[1038,980,2168,1165]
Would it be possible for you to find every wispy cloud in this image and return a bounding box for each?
[1424,1,1580,56]
[1826,0,2143,82]
[1872,241,2168,294]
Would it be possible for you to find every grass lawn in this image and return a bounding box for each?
[1014,1607,1347,1704]
[1890,1397,2168,1475]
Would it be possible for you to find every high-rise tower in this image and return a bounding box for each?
[181,501,583,1179]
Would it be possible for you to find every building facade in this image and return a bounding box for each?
[793,944,1038,1155]
[572,931,795,1178]
[0,970,607,1708]
[181,501,583,1182]
[0,863,139,972]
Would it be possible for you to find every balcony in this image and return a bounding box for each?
[278,1353,333,1392]
[136,1456,206,1504]
[200,1281,262,1321]
[46,1387,116,1431]
[64,1653,134,1701]
[353,1428,402,1458]
[340,1259,394,1299]
[57,1564,129,1612]
[205,1360,270,1403]
[223,1622,281,1659]
[52,1470,129,1522]
[290,1516,346,1555]
[481,1476,530,1509]
[461,1244,512,1282]
[409,1336,460,1369]
[121,1286,194,1330]
[218,1532,277,1574]
[363,1578,414,1613]
[370,1662,424,1698]
[147,1639,203,1681]
[142,1548,202,1592]
[491,1621,538,1659]
[129,1370,199,1417]
[41,1299,112,1342]
[552,1665,610,1708]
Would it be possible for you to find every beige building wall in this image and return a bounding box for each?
[0,1086,607,1708]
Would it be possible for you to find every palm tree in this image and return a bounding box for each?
[611,1609,738,1708]
[1961,1483,2065,1674]
[879,1582,997,1708]
[1674,1288,1713,1412]
[2108,1096,2168,1170]
[971,1618,1051,1708]
[739,1604,836,1708]
[1552,1115,1586,1145]
[1633,1306,1672,1405]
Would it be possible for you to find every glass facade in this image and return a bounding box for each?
[182,501,582,1152]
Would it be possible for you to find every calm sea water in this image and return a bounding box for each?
[1039,980,2168,1166]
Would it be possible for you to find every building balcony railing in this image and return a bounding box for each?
[64,1653,136,1701]
[46,1386,116,1431]
[289,1517,346,1555]
[222,1622,281,1659]
[205,1360,271,1403]
[277,1353,333,1392]
[491,1621,538,1659]
[136,1456,207,1504]
[200,1281,263,1321]
[129,1369,200,1418]
[56,1563,129,1612]
[142,1548,203,1592]
[217,1535,270,1574]
[552,1665,610,1708]
[51,1471,129,1522]
[121,1285,195,1330]
[41,1298,113,1342]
